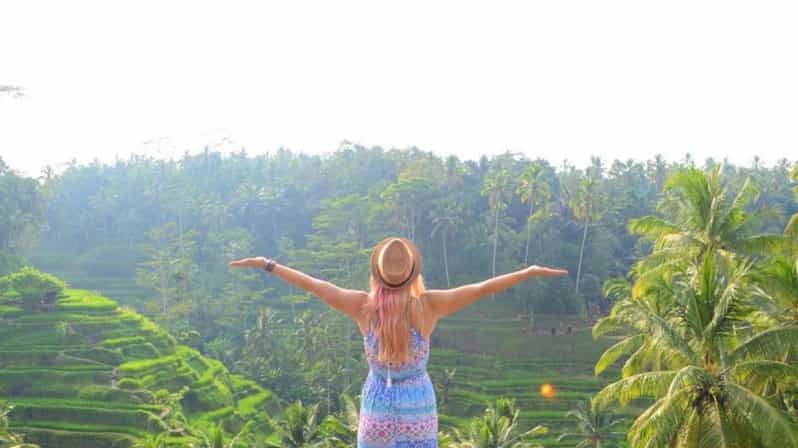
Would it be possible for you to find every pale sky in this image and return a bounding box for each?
[2,1,797,176]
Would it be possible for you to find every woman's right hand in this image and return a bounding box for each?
[229,256,268,270]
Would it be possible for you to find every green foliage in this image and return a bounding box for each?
[263,400,324,447]
[135,222,198,331]
[5,267,66,311]
[557,398,625,448]
[593,167,798,447]
[0,401,40,448]
[0,277,10,296]
[236,307,362,414]
[0,159,45,276]
[321,393,359,447]
[452,398,547,448]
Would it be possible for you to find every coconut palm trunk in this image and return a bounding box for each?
[441,228,450,288]
[524,197,534,265]
[576,219,589,296]
[491,194,500,301]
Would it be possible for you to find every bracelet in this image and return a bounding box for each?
[264,258,276,272]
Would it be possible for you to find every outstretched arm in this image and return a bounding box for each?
[229,257,368,319]
[424,265,568,319]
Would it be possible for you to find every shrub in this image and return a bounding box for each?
[7,267,67,311]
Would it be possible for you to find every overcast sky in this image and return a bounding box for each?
[2,1,797,176]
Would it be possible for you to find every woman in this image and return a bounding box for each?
[230,236,568,447]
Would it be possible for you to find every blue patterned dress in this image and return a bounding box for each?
[358,323,438,447]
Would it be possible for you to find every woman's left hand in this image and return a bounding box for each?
[229,256,268,270]
[526,265,569,277]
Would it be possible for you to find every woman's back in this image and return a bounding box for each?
[229,237,567,447]
[364,323,430,383]
[359,320,438,447]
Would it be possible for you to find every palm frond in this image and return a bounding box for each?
[593,315,627,339]
[727,360,798,389]
[634,303,696,363]
[593,371,677,408]
[340,393,359,430]
[724,382,798,447]
[727,234,785,256]
[630,258,685,299]
[595,335,644,376]
[785,213,798,241]
[603,277,632,303]
[666,365,711,396]
[663,168,713,229]
[731,206,782,238]
[656,232,704,254]
[677,408,701,448]
[628,389,690,448]
[621,341,652,378]
[628,216,680,239]
[702,258,753,341]
[696,400,740,448]
[729,325,798,362]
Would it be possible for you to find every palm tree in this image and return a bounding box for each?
[430,199,464,288]
[453,398,547,448]
[264,400,325,447]
[593,254,798,447]
[481,164,514,300]
[435,368,457,411]
[557,398,625,448]
[381,175,436,241]
[516,162,552,265]
[646,154,669,193]
[628,166,782,276]
[569,177,606,299]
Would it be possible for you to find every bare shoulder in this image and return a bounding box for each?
[418,290,439,313]
[418,290,449,319]
[354,291,374,336]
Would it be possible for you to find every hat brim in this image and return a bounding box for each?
[370,237,423,289]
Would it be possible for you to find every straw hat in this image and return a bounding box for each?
[370,237,423,289]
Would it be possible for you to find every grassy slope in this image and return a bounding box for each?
[0,288,279,448]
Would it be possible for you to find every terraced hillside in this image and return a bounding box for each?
[0,287,278,447]
[430,311,641,446]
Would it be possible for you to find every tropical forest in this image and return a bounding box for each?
[1,146,797,447]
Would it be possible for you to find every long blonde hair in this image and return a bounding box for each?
[363,273,427,363]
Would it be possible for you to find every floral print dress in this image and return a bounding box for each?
[358,323,438,447]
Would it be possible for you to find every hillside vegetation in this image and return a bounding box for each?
[0,268,278,447]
